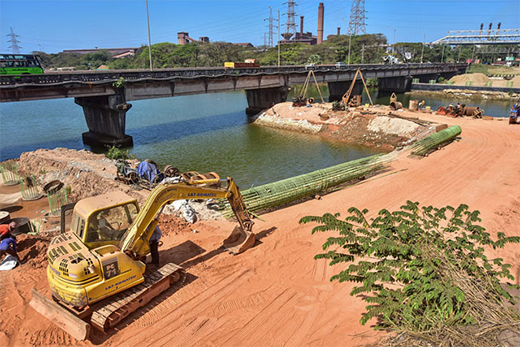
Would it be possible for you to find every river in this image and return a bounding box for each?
[0,88,512,187]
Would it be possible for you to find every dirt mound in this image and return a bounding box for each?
[449,73,490,86]
[448,73,520,88]
[158,214,194,237]
[513,76,520,87]
[15,233,54,268]
[18,148,145,204]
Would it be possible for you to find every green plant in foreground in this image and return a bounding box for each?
[300,201,520,333]
[105,145,132,160]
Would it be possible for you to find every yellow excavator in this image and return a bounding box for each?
[29,176,255,341]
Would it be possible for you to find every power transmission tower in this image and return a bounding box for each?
[7,27,22,54]
[347,0,366,35]
[282,1,297,40]
[264,7,276,47]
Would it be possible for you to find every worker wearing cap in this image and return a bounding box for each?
[0,222,19,262]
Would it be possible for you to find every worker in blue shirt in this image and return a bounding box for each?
[0,222,19,262]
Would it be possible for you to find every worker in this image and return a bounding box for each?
[149,225,162,266]
[0,222,19,262]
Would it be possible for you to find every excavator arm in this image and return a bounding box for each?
[119,177,255,256]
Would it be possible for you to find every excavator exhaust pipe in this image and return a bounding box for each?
[222,226,255,255]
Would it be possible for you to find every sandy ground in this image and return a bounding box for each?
[0,109,519,347]
[449,72,520,88]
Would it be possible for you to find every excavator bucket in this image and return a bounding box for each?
[222,226,255,255]
[29,289,90,341]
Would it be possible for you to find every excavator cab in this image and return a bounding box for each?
[68,191,139,249]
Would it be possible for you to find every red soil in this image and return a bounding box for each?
[0,111,519,347]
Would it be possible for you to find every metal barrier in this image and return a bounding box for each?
[47,187,68,217]
[0,162,20,186]
[20,175,40,200]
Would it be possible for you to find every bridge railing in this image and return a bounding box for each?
[0,63,467,88]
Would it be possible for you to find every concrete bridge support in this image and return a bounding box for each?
[245,87,289,115]
[414,73,440,83]
[327,81,363,101]
[75,90,133,148]
[378,76,412,93]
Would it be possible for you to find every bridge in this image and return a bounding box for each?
[431,28,520,45]
[0,63,466,147]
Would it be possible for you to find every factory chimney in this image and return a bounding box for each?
[488,22,492,36]
[300,16,304,35]
[317,2,324,44]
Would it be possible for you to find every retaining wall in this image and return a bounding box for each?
[411,83,520,94]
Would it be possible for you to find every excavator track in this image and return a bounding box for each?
[90,263,186,332]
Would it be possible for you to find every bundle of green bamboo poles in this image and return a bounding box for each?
[410,125,462,156]
[221,154,389,216]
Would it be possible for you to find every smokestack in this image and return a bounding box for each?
[489,22,492,30]
[480,23,483,30]
[300,16,304,35]
[317,2,324,44]
[337,27,341,36]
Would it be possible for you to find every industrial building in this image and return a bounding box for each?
[279,2,324,45]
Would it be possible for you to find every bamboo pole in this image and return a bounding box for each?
[220,154,390,216]
[410,125,461,156]
[310,70,325,103]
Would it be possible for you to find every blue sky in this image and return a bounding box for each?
[1,0,519,54]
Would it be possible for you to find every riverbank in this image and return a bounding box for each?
[409,86,520,102]
[0,107,519,346]
[409,71,520,102]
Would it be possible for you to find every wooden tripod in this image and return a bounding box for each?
[341,67,374,108]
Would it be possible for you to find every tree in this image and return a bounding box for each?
[300,201,520,346]
[307,54,321,65]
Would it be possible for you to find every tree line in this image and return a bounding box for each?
[34,34,515,70]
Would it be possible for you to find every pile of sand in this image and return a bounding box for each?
[449,73,520,88]
[367,116,421,136]
[18,148,144,203]
[449,73,490,86]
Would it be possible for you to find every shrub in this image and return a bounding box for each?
[300,201,520,346]
[105,145,132,160]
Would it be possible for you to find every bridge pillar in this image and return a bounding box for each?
[327,81,363,101]
[378,76,412,93]
[414,73,440,83]
[75,90,133,148]
[245,87,289,116]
